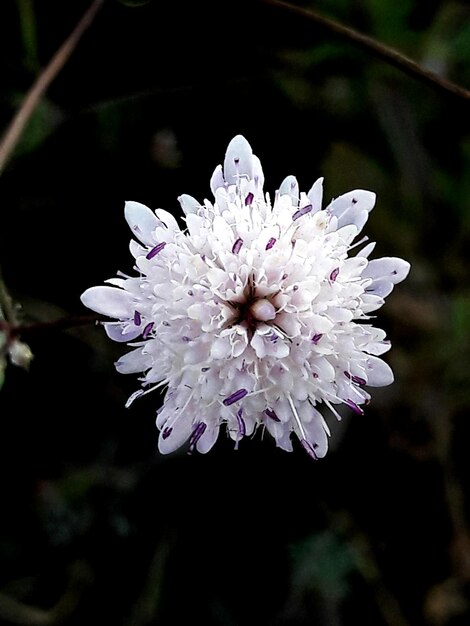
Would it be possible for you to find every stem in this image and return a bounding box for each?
[4,314,104,339]
[0,267,17,326]
[261,0,470,101]
[0,0,106,175]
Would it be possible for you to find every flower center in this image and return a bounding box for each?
[249,298,276,322]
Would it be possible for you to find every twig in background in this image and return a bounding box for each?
[0,0,106,175]
[261,0,470,101]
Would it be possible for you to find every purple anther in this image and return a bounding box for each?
[265,237,276,250]
[292,204,313,221]
[245,192,254,206]
[268,332,278,343]
[142,322,154,339]
[232,237,243,254]
[162,321,170,327]
[344,371,367,386]
[345,399,364,415]
[312,372,319,378]
[300,439,318,460]
[133,310,142,326]
[146,242,166,259]
[265,408,280,422]
[188,290,194,296]
[312,333,323,345]
[188,422,207,454]
[182,336,192,342]
[162,427,172,440]
[330,267,339,282]
[236,408,246,438]
[223,388,248,406]
[201,367,210,372]
[282,273,288,280]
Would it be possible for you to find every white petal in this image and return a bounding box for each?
[278,175,299,204]
[365,257,410,284]
[327,190,376,217]
[365,356,394,386]
[252,154,265,191]
[178,194,200,216]
[223,135,253,184]
[196,426,220,453]
[155,208,179,232]
[115,348,149,373]
[307,177,324,213]
[366,280,394,298]
[158,416,193,454]
[124,201,160,245]
[105,323,142,343]
[303,414,329,458]
[357,242,376,258]
[210,164,225,194]
[81,286,134,318]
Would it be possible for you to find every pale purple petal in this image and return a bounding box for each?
[105,323,142,343]
[307,177,324,213]
[279,175,299,203]
[365,356,394,386]
[81,286,134,318]
[365,257,411,284]
[124,201,160,246]
[178,194,200,216]
[223,135,253,184]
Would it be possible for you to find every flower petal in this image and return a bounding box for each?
[223,135,253,184]
[105,323,142,343]
[81,286,134,318]
[365,257,411,284]
[365,356,394,386]
[124,201,160,245]
[307,177,324,213]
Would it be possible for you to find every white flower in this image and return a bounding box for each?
[81,135,410,459]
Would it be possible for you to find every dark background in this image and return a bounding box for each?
[1,1,470,624]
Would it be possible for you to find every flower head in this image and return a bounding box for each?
[81,135,410,458]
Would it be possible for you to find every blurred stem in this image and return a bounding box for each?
[0,267,17,327]
[0,0,106,175]
[1,314,104,340]
[261,0,470,101]
[17,0,39,72]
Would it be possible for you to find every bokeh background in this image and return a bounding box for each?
[1,1,470,624]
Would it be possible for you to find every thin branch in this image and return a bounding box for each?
[0,314,104,340]
[0,0,106,175]
[261,0,470,102]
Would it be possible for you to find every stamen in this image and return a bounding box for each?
[142,322,154,339]
[162,427,172,440]
[330,267,339,282]
[292,204,312,221]
[344,371,367,386]
[345,399,364,415]
[232,237,243,254]
[223,388,248,406]
[245,192,254,206]
[234,408,246,450]
[146,242,166,259]
[133,310,142,326]
[300,439,318,460]
[188,422,207,454]
[265,237,276,250]
[287,394,308,441]
[324,398,342,421]
[311,333,323,344]
[265,408,280,422]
